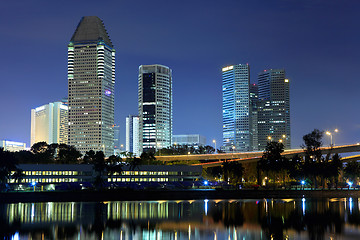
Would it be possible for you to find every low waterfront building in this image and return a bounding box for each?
[10,164,202,185]
[0,140,27,152]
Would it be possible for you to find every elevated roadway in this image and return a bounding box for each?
[155,143,360,168]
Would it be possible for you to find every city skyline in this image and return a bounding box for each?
[0,1,359,150]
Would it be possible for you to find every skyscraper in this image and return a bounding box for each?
[257,69,290,150]
[126,115,140,156]
[222,64,251,152]
[138,64,172,153]
[68,16,115,156]
[30,101,68,146]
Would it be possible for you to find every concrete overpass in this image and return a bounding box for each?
[155,143,360,168]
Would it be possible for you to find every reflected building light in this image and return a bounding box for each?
[302,198,306,215]
[175,231,177,240]
[349,197,353,214]
[189,224,191,240]
[265,199,268,213]
[234,228,237,240]
[31,203,35,222]
[204,199,209,216]
[11,232,19,240]
[214,231,217,240]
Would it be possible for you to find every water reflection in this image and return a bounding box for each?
[1,198,360,239]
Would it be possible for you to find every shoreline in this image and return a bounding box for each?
[1,189,360,203]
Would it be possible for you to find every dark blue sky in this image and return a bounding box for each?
[0,0,359,149]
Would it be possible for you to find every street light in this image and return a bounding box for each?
[268,136,272,141]
[212,139,216,153]
[326,129,339,146]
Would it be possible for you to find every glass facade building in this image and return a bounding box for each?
[68,16,115,157]
[257,69,290,150]
[138,65,172,153]
[222,64,251,152]
[172,134,206,147]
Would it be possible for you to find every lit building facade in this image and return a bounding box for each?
[222,64,251,152]
[257,69,290,150]
[30,102,68,146]
[113,125,121,152]
[125,115,140,156]
[68,16,115,156]
[0,140,26,152]
[138,65,172,153]
[10,164,201,185]
[172,134,206,147]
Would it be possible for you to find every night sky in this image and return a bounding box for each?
[0,0,359,149]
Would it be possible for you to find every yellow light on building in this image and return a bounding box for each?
[222,66,234,72]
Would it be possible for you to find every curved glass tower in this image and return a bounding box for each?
[68,16,115,156]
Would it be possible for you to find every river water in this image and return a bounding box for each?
[2,198,360,240]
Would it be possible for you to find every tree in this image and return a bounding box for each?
[301,129,324,188]
[30,142,56,163]
[57,144,82,164]
[93,151,106,188]
[83,150,96,164]
[140,152,161,165]
[344,160,360,185]
[257,141,288,188]
[224,161,244,186]
[0,148,21,189]
[106,155,123,182]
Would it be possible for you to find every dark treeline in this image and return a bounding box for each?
[156,144,216,156]
[204,129,359,189]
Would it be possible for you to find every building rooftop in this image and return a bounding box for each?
[70,16,113,48]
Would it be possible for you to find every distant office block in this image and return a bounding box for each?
[222,64,251,152]
[30,102,68,146]
[172,134,206,147]
[68,16,115,157]
[138,64,172,153]
[249,84,259,151]
[0,140,26,152]
[126,115,140,156]
[257,69,290,150]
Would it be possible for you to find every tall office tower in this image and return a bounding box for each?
[257,69,290,150]
[68,16,115,157]
[30,102,68,146]
[138,64,172,153]
[222,64,251,152]
[249,83,258,151]
[125,115,140,156]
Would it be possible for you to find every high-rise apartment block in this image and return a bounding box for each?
[222,64,251,152]
[30,102,68,146]
[125,115,140,156]
[138,64,172,153]
[257,69,290,150]
[68,16,115,156]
